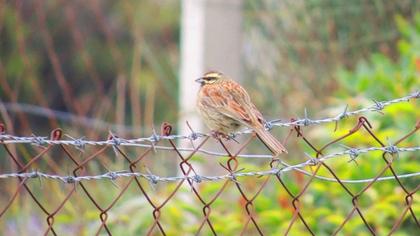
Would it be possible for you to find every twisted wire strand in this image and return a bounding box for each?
[0,91,418,153]
[1,146,418,184]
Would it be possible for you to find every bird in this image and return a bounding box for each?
[195,71,287,156]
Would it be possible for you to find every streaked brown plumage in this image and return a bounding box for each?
[196,71,287,156]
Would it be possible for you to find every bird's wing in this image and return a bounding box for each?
[201,80,265,128]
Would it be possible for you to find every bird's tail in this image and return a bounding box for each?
[255,128,288,156]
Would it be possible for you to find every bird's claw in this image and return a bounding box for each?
[211,131,229,140]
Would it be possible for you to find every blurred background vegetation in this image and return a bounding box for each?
[0,0,419,235]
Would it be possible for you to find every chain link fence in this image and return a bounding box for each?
[0,93,419,235]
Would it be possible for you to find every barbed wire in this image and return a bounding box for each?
[0,91,418,158]
[270,91,419,127]
[1,93,418,187]
[1,169,420,185]
[1,146,418,184]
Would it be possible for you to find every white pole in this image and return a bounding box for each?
[179,0,242,136]
[179,0,206,135]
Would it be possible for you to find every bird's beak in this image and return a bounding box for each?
[195,77,205,84]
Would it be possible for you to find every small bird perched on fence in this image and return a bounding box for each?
[195,71,287,156]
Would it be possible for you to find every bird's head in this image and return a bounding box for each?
[195,71,224,86]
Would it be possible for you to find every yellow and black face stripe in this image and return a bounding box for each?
[196,71,223,84]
